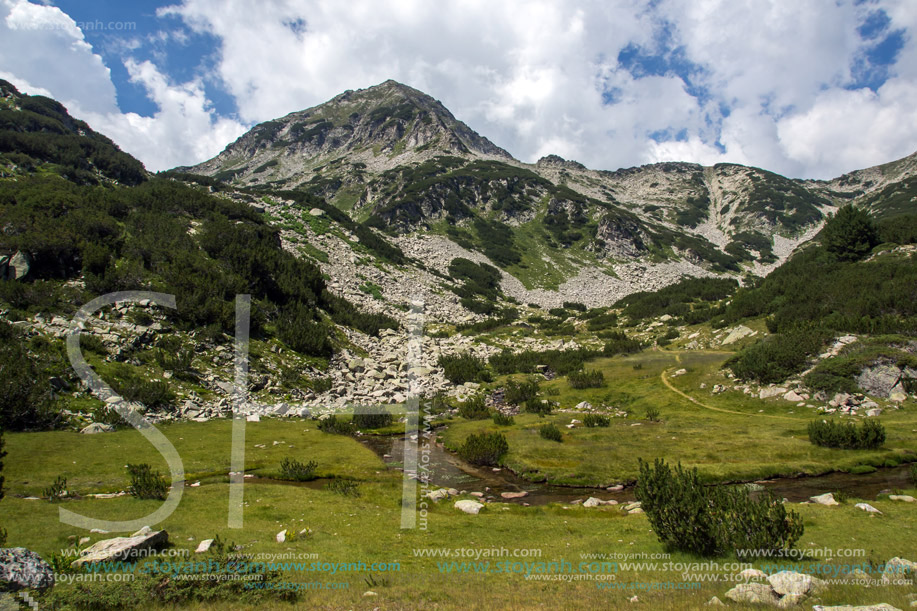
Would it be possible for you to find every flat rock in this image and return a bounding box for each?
[888,495,915,503]
[454,500,484,515]
[0,548,55,590]
[724,583,780,606]
[760,387,788,399]
[810,492,839,506]
[425,489,450,502]
[195,539,214,553]
[768,570,824,596]
[739,568,768,580]
[500,491,528,499]
[722,325,755,345]
[80,423,115,434]
[855,503,882,514]
[73,528,168,567]
[882,557,917,583]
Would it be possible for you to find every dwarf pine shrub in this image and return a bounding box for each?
[807,419,886,449]
[539,423,562,442]
[635,458,803,557]
[127,463,168,500]
[458,432,508,466]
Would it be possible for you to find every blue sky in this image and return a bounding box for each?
[1,0,916,178]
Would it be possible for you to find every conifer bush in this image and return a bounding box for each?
[807,419,886,449]
[492,411,515,426]
[127,463,168,500]
[279,458,318,481]
[539,423,562,442]
[568,369,605,389]
[636,458,804,557]
[458,432,508,466]
[583,414,610,427]
[458,396,490,420]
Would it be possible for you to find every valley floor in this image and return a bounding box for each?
[2,350,916,610]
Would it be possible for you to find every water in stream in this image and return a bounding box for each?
[360,434,914,506]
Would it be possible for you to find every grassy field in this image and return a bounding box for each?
[442,349,917,486]
[2,350,916,609]
[2,416,917,610]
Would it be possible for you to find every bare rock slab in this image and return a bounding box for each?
[73,527,168,567]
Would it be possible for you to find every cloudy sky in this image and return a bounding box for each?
[2,0,915,178]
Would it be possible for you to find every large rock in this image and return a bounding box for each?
[881,557,917,583]
[454,500,484,515]
[80,423,115,434]
[767,570,824,596]
[0,548,54,590]
[6,251,31,280]
[424,489,450,502]
[856,364,904,398]
[73,527,168,567]
[724,583,780,606]
[810,493,839,506]
[760,387,788,400]
[722,325,755,345]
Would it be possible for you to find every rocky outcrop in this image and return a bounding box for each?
[73,526,168,568]
[0,251,31,281]
[0,548,54,590]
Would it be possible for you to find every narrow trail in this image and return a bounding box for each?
[659,353,800,422]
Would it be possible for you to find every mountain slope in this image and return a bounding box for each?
[0,79,145,185]
[185,79,511,191]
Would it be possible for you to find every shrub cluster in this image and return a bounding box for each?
[279,458,318,481]
[492,411,515,426]
[524,398,552,417]
[726,325,829,384]
[490,347,605,376]
[317,415,354,435]
[583,414,610,427]
[636,459,804,556]
[807,419,886,450]
[614,277,738,322]
[504,379,540,405]
[327,479,361,497]
[352,406,393,430]
[602,331,643,356]
[438,353,488,385]
[127,463,169,500]
[458,396,490,420]
[458,432,509,466]
[539,423,562,442]
[568,369,605,389]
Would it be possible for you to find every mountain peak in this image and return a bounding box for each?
[188,79,511,188]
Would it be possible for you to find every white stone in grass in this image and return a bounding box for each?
[768,570,825,596]
[810,493,839,506]
[195,539,213,553]
[855,503,882,514]
[454,500,484,515]
[725,583,780,606]
[276,530,286,543]
[739,568,767,580]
